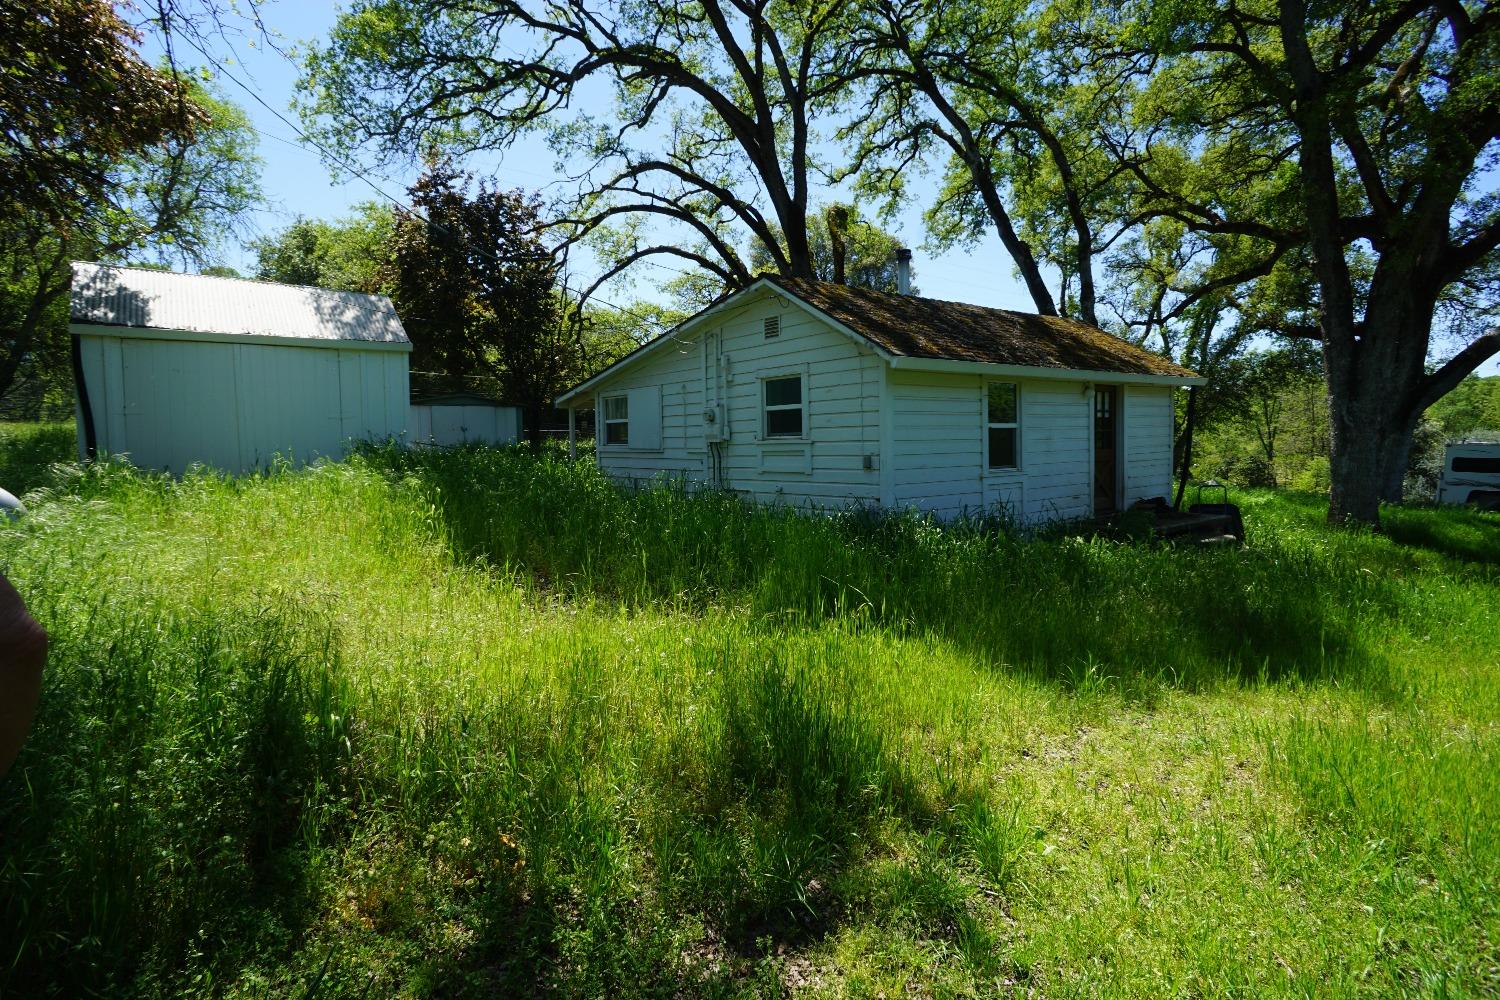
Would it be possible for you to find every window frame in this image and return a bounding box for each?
[985,381,1021,472]
[602,393,629,447]
[761,371,807,440]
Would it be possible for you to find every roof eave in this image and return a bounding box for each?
[885,355,1205,386]
[68,321,413,352]
[554,276,1202,405]
[556,280,776,406]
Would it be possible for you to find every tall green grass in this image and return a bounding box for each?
[0,445,1495,997]
[0,420,75,495]
[359,443,1495,690]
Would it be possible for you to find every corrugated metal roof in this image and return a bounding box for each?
[69,262,410,345]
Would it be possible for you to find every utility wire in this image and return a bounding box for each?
[172,29,669,327]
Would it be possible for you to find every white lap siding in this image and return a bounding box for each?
[889,370,984,518]
[1017,380,1091,521]
[1122,385,1175,504]
[888,370,1092,524]
[716,301,883,508]
[593,334,707,485]
[592,295,883,507]
[588,287,1180,521]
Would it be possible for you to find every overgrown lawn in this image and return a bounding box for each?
[0,444,1496,997]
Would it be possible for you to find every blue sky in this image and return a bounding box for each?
[154,2,1497,375]
[155,3,1028,313]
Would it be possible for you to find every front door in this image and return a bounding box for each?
[1094,386,1118,515]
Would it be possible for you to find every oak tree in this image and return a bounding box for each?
[1106,0,1500,522]
[299,0,866,296]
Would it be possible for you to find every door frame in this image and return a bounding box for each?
[702,327,725,487]
[1091,384,1124,516]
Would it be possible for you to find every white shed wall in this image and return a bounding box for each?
[411,404,522,447]
[592,292,883,508]
[591,332,709,484]
[715,297,883,508]
[75,332,409,474]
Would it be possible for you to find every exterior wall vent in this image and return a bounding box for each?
[763,315,781,339]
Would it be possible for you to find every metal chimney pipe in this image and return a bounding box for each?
[895,247,912,295]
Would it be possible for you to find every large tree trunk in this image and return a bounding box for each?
[1327,407,1386,524]
[1378,411,1420,504]
[1323,299,1432,524]
[1275,0,1500,525]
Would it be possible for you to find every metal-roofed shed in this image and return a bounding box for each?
[70,262,413,474]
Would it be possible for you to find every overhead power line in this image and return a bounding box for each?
[170,29,666,326]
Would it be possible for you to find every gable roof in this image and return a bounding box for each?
[69,262,411,348]
[557,276,1197,405]
[763,276,1197,379]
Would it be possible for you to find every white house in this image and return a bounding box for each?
[556,275,1204,523]
[70,262,412,475]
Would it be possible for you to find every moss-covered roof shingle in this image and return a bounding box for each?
[766,276,1197,379]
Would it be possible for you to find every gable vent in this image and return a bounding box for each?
[763,315,781,339]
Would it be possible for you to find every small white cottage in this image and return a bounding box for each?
[556,274,1204,523]
[69,262,412,475]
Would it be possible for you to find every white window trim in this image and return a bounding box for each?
[601,393,629,447]
[985,380,1021,473]
[760,366,810,442]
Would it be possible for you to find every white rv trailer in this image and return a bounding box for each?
[1436,442,1500,509]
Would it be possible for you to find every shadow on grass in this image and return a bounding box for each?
[1382,503,1500,566]
[281,646,937,995]
[0,599,356,996]
[0,421,75,496]
[357,445,1416,693]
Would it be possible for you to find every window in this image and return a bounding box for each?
[603,394,629,445]
[1453,456,1500,474]
[986,382,1018,469]
[763,375,804,438]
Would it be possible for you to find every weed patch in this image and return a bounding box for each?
[0,445,1495,996]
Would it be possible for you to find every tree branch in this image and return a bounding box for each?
[1413,329,1500,414]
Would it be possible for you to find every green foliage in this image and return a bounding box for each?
[0,76,261,407]
[0,445,1495,995]
[113,83,263,269]
[1196,377,1329,489]
[749,203,916,294]
[0,0,200,224]
[387,163,589,444]
[1202,372,1500,494]
[298,0,864,293]
[250,203,394,292]
[580,300,681,364]
[1427,375,1500,442]
[0,421,75,494]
